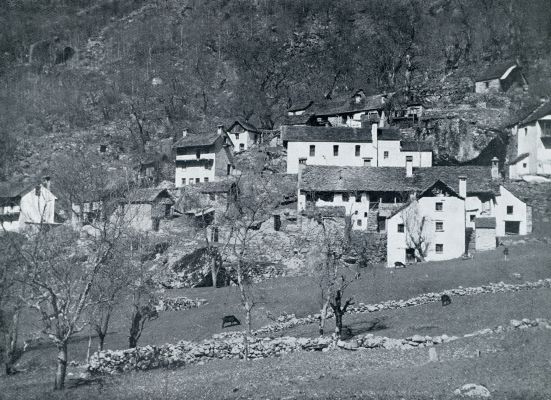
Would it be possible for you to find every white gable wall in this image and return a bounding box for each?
[495,186,529,236]
[387,195,465,267]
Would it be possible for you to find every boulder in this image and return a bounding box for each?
[453,383,491,398]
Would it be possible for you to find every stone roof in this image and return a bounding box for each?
[281,113,315,126]
[312,93,388,116]
[475,217,496,229]
[541,137,551,149]
[287,100,314,113]
[281,125,373,143]
[228,120,259,133]
[0,181,36,198]
[518,101,551,126]
[378,128,401,141]
[507,152,530,165]
[126,188,173,203]
[476,62,517,82]
[173,132,223,148]
[192,180,236,194]
[400,140,433,152]
[300,165,500,195]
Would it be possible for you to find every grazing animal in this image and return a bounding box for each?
[394,261,406,268]
[221,315,241,328]
[441,294,452,306]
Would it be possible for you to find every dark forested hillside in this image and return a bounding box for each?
[1,0,551,178]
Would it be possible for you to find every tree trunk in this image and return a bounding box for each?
[98,332,106,352]
[5,311,21,375]
[128,308,142,348]
[211,256,218,288]
[318,300,329,336]
[54,342,68,390]
[332,290,344,339]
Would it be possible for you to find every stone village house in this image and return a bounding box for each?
[226,120,262,153]
[173,126,235,188]
[0,178,57,232]
[508,101,551,178]
[474,61,527,94]
[117,188,175,232]
[297,158,531,266]
[281,123,432,174]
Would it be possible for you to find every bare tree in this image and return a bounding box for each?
[305,211,360,339]
[221,173,286,358]
[403,200,433,262]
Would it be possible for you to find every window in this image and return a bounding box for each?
[354,210,359,215]
[333,145,339,156]
[522,163,527,168]
[397,224,404,233]
[235,133,240,140]
[524,128,528,137]
[364,212,368,217]
[239,143,245,151]
[181,178,186,185]
[540,120,551,137]
[435,221,444,232]
[383,151,389,159]
[196,150,201,159]
[196,178,200,184]
[204,177,209,182]
[470,215,476,222]
[99,145,107,153]
[227,164,232,175]
[355,193,362,203]
[355,145,360,156]
[209,193,216,201]
[35,186,41,197]
[317,193,334,202]
[342,193,350,202]
[507,206,514,215]
[363,158,372,166]
[357,219,362,226]
[435,202,443,211]
[299,158,307,165]
[309,145,316,157]
[484,81,489,89]
[435,244,444,253]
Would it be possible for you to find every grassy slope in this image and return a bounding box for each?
[3,329,550,400]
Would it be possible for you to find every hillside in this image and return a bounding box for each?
[2,0,551,177]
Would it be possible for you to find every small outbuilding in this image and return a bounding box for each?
[474,217,496,251]
[474,62,527,93]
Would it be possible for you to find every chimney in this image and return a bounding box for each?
[406,155,413,178]
[458,175,467,198]
[42,176,51,190]
[182,129,188,138]
[371,123,378,147]
[491,157,499,180]
[217,125,224,135]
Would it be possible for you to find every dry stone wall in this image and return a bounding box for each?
[87,318,550,375]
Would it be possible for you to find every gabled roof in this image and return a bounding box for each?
[541,137,551,149]
[300,165,500,195]
[281,113,316,126]
[281,125,373,143]
[400,141,433,152]
[388,179,462,219]
[228,120,259,133]
[378,128,401,141]
[126,188,173,203]
[476,62,518,82]
[312,93,389,116]
[0,181,36,198]
[518,101,551,126]
[173,132,225,148]
[507,152,530,165]
[475,217,496,229]
[288,100,314,113]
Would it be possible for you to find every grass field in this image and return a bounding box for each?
[3,238,550,398]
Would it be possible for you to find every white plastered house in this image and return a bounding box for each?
[0,179,57,232]
[508,101,551,178]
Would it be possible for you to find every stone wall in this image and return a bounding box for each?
[87,318,550,375]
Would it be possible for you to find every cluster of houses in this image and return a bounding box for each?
[1,62,547,268]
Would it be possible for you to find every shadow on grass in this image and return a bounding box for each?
[342,317,388,339]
